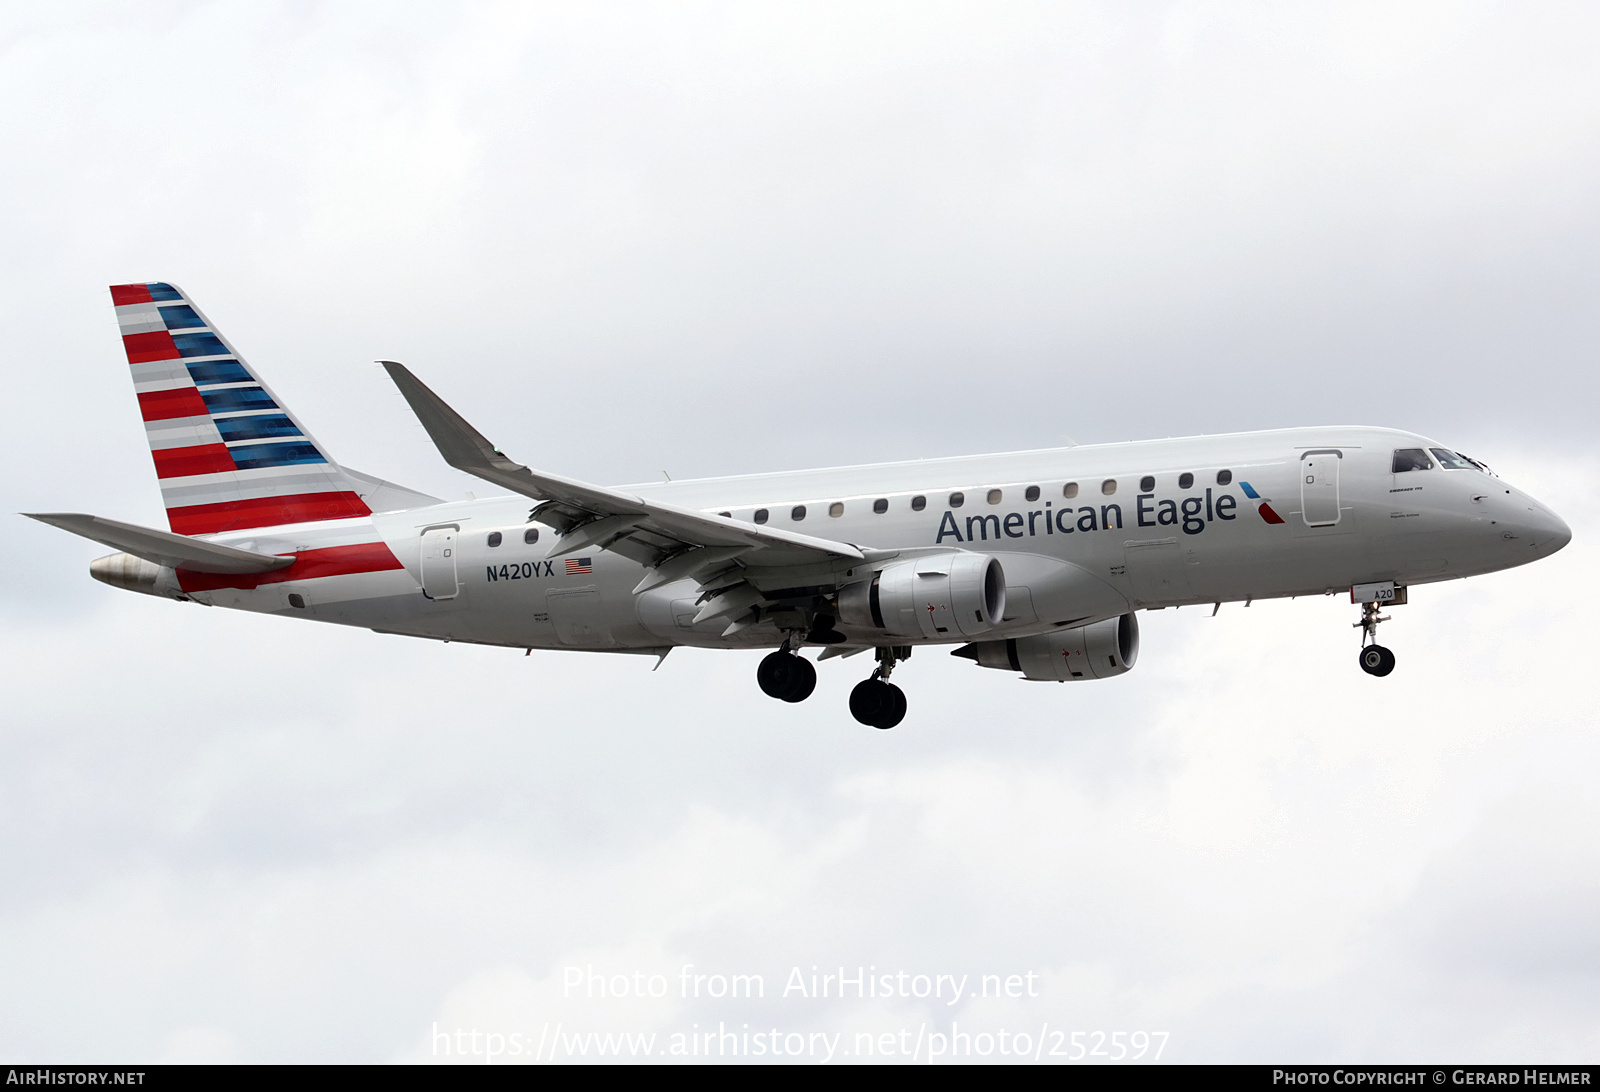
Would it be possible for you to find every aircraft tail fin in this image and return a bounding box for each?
[111,282,386,534]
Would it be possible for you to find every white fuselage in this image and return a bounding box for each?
[151,426,1570,654]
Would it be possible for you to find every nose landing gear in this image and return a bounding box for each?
[1355,598,1396,677]
[850,646,910,729]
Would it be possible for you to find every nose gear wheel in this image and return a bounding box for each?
[1358,644,1395,677]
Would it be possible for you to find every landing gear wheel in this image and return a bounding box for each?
[781,656,816,703]
[880,683,907,728]
[756,651,789,698]
[1358,644,1396,677]
[849,679,906,729]
[757,651,816,702]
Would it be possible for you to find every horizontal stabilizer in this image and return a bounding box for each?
[23,513,294,574]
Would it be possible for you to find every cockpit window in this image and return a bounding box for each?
[1392,448,1434,473]
[1430,448,1477,471]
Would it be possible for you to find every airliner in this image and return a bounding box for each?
[26,283,1572,728]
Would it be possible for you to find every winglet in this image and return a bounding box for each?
[379,360,527,477]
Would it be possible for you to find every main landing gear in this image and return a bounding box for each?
[754,643,910,728]
[1355,598,1396,677]
[849,646,909,730]
[757,647,816,703]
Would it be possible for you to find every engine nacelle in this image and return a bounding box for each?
[837,551,1006,640]
[955,612,1139,681]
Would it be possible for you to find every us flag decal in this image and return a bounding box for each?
[565,557,593,575]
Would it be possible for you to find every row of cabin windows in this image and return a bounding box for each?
[485,469,1242,541]
[485,528,540,548]
[736,469,1236,524]
[485,456,1483,543]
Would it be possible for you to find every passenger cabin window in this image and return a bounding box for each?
[1392,449,1434,473]
[949,492,965,508]
[523,528,539,545]
[987,489,1002,505]
[754,508,769,524]
[1025,485,1040,502]
[1430,448,1476,471]
[487,532,502,547]
[1063,482,1079,499]
[1139,475,1155,492]
[911,495,927,511]
[1101,479,1117,496]
[829,502,844,517]
[873,498,888,514]
[1179,472,1194,489]
[791,505,806,521]
[1216,469,1233,486]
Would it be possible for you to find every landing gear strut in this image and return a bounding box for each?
[850,646,909,729]
[1354,599,1396,677]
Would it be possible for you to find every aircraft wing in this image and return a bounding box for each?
[23,513,294,574]
[381,361,868,578]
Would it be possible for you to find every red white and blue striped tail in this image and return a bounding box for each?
[111,282,373,536]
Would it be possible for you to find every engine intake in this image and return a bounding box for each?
[837,551,1006,639]
[954,612,1139,680]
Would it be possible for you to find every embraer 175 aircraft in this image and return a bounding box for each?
[28,284,1572,729]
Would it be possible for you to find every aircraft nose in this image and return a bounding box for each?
[1541,510,1573,554]
[1486,485,1571,557]
[1517,498,1571,555]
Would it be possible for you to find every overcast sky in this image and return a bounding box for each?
[2,1,1597,1063]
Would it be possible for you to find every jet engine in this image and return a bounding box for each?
[953,612,1139,681]
[836,551,1006,640]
